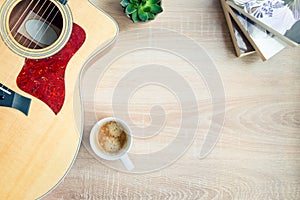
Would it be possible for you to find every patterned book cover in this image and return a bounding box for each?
[227,0,300,46]
[229,5,287,60]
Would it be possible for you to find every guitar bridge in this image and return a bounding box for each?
[0,83,31,116]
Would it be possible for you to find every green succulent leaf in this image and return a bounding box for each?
[131,11,139,23]
[122,0,162,23]
[143,5,151,12]
[150,4,163,14]
[130,0,139,4]
[120,0,130,7]
[148,0,160,4]
[138,8,148,21]
[125,4,137,14]
[147,12,155,20]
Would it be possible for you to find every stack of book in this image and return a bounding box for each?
[220,0,299,61]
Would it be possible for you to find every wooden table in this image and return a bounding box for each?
[45,0,300,199]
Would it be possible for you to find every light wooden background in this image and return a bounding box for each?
[44,0,300,199]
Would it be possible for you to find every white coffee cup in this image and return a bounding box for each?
[89,117,134,171]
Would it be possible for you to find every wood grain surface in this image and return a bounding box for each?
[44,0,300,199]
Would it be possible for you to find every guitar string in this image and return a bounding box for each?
[0,0,61,93]
[0,0,40,51]
[1,0,48,88]
[26,3,58,49]
[2,0,63,51]
[31,4,61,49]
[4,9,59,96]
[17,0,53,49]
[11,0,42,39]
[10,0,58,50]
[32,9,60,49]
[2,0,50,91]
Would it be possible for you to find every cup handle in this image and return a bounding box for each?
[120,154,134,171]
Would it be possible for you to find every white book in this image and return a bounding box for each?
[233,9,287,60]
[227,0,300,46]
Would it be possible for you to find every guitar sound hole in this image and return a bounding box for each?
[9,0,63,49]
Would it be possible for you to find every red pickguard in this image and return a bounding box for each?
[16,23,86,114]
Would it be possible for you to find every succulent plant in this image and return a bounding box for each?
[120,0,163,23]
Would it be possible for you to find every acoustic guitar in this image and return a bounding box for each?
[0,0,118,199]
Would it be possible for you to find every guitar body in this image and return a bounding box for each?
[0,0,118,199]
